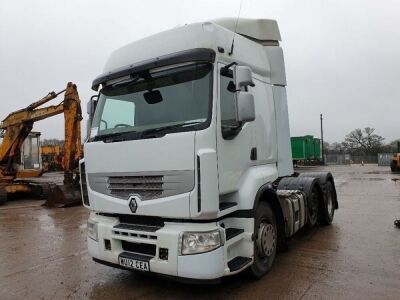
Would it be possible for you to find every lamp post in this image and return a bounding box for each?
[320,114,325,165]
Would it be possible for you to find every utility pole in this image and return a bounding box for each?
[320,114,325,165]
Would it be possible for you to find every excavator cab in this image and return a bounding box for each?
[20,132,42,173]
[0,82,82,207]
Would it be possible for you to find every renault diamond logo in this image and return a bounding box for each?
[129,197,138,213]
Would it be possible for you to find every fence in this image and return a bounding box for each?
[351,155,377,164]
[324,153,394,165]
[378,153,394,166]
[325,154,349,165]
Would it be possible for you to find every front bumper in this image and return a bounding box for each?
[87,213,230,280]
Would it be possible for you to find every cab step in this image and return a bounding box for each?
[219,202,237,211]
[228,256,252,272]
[225,228,244,241]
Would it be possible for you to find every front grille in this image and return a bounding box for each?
[107,175,163,200]
[88,171,194,201]
[113,228,157,240]
[80,162,89,206]
[121,240,156,257]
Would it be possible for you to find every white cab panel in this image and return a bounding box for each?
[178,247,225,279]
[84,131,195,173]
[248,78,277,165]
[195,149,219,218]
[84,131,195,217]
[273,86,294,176]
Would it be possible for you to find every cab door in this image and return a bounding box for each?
[216,64,256,195]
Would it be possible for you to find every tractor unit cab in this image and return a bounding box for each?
[82,18,338,281]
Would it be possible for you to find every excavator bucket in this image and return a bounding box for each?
[42,183,82,208]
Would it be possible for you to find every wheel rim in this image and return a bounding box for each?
[327,192,333,217]
[256,222,276,257]
[326,184,334,218]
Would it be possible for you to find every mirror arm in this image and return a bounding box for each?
[222,126,242,140]
[221,62,237,75]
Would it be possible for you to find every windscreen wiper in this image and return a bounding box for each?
[92,121,202,142]
[140,121,202,137]
[92,130,138,142]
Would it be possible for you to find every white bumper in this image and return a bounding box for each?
[87,213,229,280]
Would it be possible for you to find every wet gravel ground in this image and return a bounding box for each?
[0,165,399,300]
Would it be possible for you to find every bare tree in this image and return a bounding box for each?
[324,142,344,154]
[343,127,384,154]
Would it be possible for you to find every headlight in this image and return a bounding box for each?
[87,219,98,241]
[179,230,222,255]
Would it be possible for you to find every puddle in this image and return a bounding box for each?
[365,171,394,175]
[352,177,385,181]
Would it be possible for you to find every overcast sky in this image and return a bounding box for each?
[0,0,399,143]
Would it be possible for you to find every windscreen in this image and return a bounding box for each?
[91,63,212,139]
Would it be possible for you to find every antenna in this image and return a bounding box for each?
[228,0,243,56]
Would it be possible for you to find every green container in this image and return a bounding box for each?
[291,135,320,161]
[304,135,314,159]
[313,138,321,160]
[291,136,308,160]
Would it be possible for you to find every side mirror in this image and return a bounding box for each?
[234,66,255,89]
[86,95,98,141]
[87,95,98,118]
[236,91,255,122]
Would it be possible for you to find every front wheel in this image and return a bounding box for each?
[250,202,277,279]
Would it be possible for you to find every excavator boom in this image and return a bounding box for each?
[0,82,83,207]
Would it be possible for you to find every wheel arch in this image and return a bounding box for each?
[254,183,287,251]
[299,172,338,209]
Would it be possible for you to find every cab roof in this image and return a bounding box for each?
[93,18,283,90]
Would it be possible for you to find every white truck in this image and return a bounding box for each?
[81,18,338,282]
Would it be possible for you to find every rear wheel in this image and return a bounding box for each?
[319,181,335,225]
[250,202,277,279]
[307,186,319,227]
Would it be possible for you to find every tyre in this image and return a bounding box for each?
[250,202,277,279]
[299,172,338,210]
[319,181,335,225]
[307,184,319,227]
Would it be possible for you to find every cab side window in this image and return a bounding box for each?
[220,69,241,138]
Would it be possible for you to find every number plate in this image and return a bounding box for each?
[119,256,150,271]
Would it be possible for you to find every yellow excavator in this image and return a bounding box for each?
[391,154,400,172]
[0,82,82,207]
[390,142,400,172]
